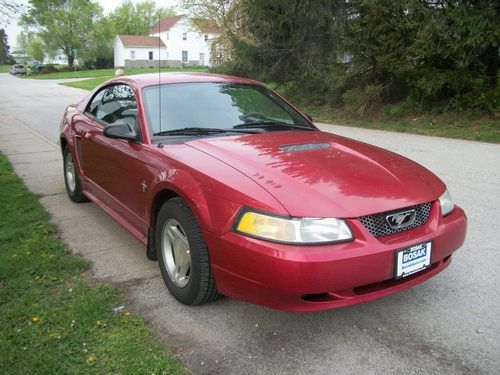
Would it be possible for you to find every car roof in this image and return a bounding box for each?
[111,72,262,88]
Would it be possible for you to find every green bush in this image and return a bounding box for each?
[224,0,499,116]
[57,66,84,73]
[384,98,421,118]
[340,84,384,116]
[40,64,58,74]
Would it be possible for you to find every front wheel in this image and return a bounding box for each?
[63,146,87,203]
[156,198,219,305]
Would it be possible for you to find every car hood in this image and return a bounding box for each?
[186,131,445,218]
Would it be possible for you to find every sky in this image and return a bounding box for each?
[3,0,180,50]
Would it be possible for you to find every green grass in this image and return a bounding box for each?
[0,65,10,73]
[59,67,209,90]
[27,66,207,80]
[302,105,500,143]
[62,76,114,90]
[0,154,187,375]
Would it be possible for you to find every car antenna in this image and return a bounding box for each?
[158,15,162,135]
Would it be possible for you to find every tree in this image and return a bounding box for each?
[81,17,115,69]
[181,0,244,61]
[228,0,499,113]
[15,31,30,62]
[0,28,14,64]
[28,37,45,62]
[21,0,103,67]
[14,29,45,63]
[0,0,25,26]
[108,0,175,36]
[230,0,348,101]
[341,0,500,112]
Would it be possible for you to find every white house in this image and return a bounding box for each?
[113,15,220,69]
[113,35,167,68]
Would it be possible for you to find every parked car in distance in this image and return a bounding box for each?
[10,64,27,75]
[59,73,467,311]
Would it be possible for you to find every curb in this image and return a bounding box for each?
[4,114,59,150]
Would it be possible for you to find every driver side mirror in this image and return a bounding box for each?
[103,123,139,142]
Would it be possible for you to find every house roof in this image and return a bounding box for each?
[150,15,184,34]
[150,15,220,34]
[191,18,220,34]
[117,35,165,48]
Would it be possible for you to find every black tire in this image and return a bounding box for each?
[156,198,219,305]
[63,146,87,203]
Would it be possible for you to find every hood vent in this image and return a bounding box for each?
[280,142,331,152]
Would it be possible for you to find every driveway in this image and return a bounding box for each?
[0,73,499,375]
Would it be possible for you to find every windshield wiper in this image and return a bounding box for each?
[233,121,314,131]
[153,127,261,136]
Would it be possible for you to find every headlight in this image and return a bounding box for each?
[235,210,353,244]
[439,189,454,216]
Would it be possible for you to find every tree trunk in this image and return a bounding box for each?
[483,45,498,88]
[67,54,74,67]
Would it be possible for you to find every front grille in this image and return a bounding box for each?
[358,202,432,237]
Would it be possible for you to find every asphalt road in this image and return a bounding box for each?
[1,73,499,375]
[0,73,89,142]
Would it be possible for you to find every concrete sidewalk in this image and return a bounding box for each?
[0,115,158,286]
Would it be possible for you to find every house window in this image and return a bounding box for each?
[130,50,135,60]
[182,51,188,63]
[182,32,187,40]
[166,32,169,40]
[204,34,209,42]
[149,51,153,60]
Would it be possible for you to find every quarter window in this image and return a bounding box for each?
[88,90,105,117]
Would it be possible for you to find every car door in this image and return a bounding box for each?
[80,83,149,235]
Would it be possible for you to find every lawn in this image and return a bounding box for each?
[27,66,207,80]
[62,76,114,90]
[0,153,187,374]
[0,65,10,73]
[59,66,209,90]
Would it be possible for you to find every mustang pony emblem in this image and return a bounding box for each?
[386,210,416,229]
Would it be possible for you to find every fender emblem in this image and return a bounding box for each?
[140,180,147,193]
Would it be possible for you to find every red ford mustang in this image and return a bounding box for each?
[60,73,467,311]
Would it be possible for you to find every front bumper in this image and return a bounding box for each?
[205,202,467,311]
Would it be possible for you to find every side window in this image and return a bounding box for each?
[94,85,138,129]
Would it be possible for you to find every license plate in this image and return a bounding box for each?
[395,241,432,279]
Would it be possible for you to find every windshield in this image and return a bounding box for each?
[142,82,313,137]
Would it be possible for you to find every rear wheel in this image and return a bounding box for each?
[63,146,87,203]
[156,198,219,305]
